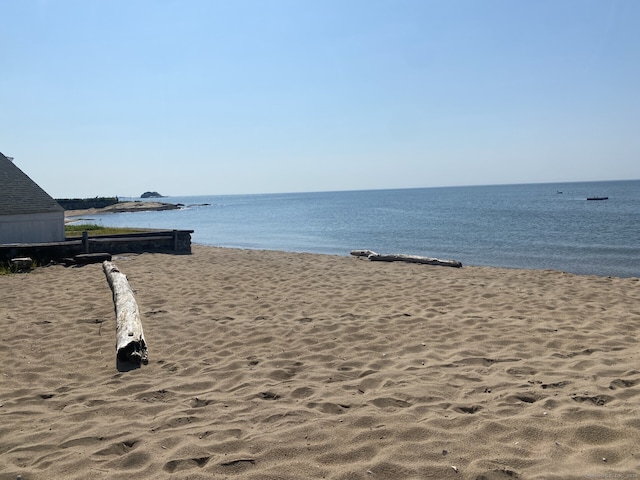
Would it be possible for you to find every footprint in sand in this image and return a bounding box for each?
[609,378,637,389]
[163,456,210,473]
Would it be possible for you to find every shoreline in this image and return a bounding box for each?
[191,243,640,280]
[1,245,639,478]
[58,183,639,279]
[61,196,639,277]
[62,197,640,278]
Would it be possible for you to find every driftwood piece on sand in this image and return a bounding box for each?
[350,249,378,258]
[350,250,462,268]
[10,257,33,272]
[369,253,462,268]
[102,261,148,364]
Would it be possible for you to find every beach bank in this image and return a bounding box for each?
[1,246,639,479]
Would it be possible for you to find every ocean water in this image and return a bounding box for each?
[82,180,640,278]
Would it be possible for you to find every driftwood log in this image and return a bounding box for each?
[350,250,377,258]
[350,250,462,268]
[10,257,33,272]
[102,261,148,364]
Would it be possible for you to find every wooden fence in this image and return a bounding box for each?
[0,230,193,266]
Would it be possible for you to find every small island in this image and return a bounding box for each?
[141,191,166,198]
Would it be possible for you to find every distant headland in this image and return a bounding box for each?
[62,198,182,221]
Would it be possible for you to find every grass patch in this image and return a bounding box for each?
[65,224,151,237]
[0,264,17,275]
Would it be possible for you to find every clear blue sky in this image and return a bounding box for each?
[2,0,639,198]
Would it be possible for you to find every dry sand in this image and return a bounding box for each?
[1,246,639,479]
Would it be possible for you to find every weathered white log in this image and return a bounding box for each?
[10,257,33,271]
[350,249,378,257]
[368,253,462,268]
[102,261,148,364]
[351,249,462,267]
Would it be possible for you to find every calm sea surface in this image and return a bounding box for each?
[83,180,640,277]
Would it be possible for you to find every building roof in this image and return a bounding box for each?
[0,152,64,215]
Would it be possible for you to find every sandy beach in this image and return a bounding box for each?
[1,245,639,479]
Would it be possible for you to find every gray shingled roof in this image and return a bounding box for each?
[0,152,64,215]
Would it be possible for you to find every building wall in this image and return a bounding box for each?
[0,212,65,244]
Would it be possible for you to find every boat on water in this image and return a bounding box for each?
[586,196,608,201]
